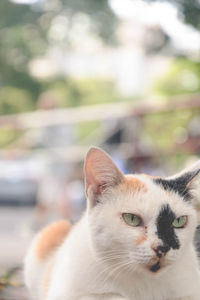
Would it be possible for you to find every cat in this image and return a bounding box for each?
[24,147,200,300]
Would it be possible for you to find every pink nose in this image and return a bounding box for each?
[151,245,170,258]
[151,246,162,258]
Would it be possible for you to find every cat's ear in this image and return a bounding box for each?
[167,160,200,202]
[84,147,124,206]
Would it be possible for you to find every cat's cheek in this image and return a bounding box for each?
[135,234,147,246]
[118,213,147,248]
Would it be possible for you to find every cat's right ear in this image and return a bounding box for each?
[84,147,124,207]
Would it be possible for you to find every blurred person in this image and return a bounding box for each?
[34,170,66,230]
[59,163,85,222]
[62,177,85,223]
[36,91,75,148]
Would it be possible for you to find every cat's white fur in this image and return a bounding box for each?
[24,147,200,300]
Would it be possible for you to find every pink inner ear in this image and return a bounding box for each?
[97,184,107,194]
[84,147,124,198]
[85,183,107,197]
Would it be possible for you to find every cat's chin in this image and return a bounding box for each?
[143,256,171,275]
[148,261,162,273]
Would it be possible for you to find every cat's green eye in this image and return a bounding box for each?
[122,213,142,227]
[172,216,187,228]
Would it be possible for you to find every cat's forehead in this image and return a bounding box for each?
[120,173,167,195]
[116,174,192,216]
[122,173,185,198]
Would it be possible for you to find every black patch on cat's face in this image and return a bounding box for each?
[154,171,200,201]
[156,204,180,250]
[149,261,161,272]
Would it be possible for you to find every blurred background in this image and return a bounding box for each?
[0,0,200,297]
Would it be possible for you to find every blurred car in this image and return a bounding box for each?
[0,157,43,206]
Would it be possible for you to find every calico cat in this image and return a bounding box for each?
[24,147,200,300]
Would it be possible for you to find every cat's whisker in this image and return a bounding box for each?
[112,260,137,285]
[99,260,131,289]
[96,252,128,262]
[90,253,132,289]
[88,260,124,290]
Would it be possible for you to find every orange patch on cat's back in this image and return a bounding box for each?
[43,260,55,298]
[36,220,72,260]
[121,176,147,192]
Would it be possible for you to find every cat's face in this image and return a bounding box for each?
[88,175,197,274]
[84,147,200,275]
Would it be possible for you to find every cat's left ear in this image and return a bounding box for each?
[168,160,200,202]
[84,147,124,207]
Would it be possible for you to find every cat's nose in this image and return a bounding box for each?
[151,245,170,258]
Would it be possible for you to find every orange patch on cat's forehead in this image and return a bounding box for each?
[142,174,160,180]
[120,176,147,192]
[36,220,72,260]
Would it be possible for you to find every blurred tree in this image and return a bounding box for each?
[0,0,44,108]
[0,0,199,116]
[143,0,200,98]
[60,0,118,43]
[0,0,118,114]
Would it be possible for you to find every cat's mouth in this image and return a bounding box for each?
[149,260,161,272]
[147,256,167,273]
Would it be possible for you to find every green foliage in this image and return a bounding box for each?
[176,0,200,29]
[143,109,193,150]
[153,58,200,96]
[41,77,122,141]
[0,0,45,97]
[0,126,21,148]
[68,78,121,106]
[0,0,118,115]
[77,121,100,141]
[0,86,34,115]
[0,0,199,117]
[61,0,118,43]
[44,78,121,107]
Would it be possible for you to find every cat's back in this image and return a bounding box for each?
[24,220,72,299]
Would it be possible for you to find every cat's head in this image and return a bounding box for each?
[84,147,200,275]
